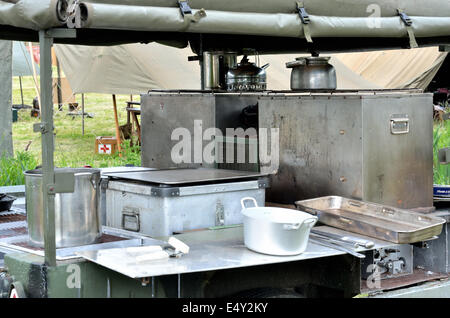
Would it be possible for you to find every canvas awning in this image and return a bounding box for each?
[0,1,449,53]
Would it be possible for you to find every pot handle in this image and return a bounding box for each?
[303,217,318,229]
[283,223,301,230]
[283,217,317,231]
[241,197,258,210]
[90,175,98,190]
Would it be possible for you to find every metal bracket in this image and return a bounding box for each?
[45,28,77,39]
[52,171,75,194]
[397,9,418,48]
[33,122,50,134]
[296,2,312,43]
[438,147,450,165]
[215,201,225,226]
[397,9,412,26]
[178,0,192,17]
[151,186,180,197]
[64,0,87,29]
[258,177,271,189]
[296,2,310,24]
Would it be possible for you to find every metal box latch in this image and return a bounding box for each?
[122,207,140,232]
[390,114,409,135]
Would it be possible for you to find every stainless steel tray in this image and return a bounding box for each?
[295,196,446,244]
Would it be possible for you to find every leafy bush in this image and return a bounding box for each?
[0,151,38,186]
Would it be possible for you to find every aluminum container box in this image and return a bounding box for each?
[105,178,267,236]
[258,92,434,209]
[141,91,433,210]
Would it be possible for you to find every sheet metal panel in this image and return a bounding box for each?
[76,225,395,279]
[362,94,434,209]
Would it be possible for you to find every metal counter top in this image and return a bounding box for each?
[103,168,268,185]
[77,225,395,279]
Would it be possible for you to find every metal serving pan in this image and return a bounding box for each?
[295,196,446,244]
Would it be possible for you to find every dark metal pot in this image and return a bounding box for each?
[286,56,336,90]
[0,194,16,212]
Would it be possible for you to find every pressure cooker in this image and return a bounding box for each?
[286,56,337,90]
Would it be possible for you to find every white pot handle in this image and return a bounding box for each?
[283,223,301,230]
[241,197,258,210]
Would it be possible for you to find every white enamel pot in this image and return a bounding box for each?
[241,197,318,256]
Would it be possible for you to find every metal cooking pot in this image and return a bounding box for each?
[0,194,16,212]
[241,197,317,256]
[24,168,101,248]
[202,51,238,90]
[286,56,336,90]
[226,55,269,91]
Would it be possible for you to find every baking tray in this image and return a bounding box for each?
[295,196,446,244]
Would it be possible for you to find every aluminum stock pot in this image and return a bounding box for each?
[240,197,318,256]
[286,56,337,90]
[24,168,101,248]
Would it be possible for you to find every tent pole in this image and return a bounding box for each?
[82,93,85,136]
[19,76,24,107]
[39,30,56,267]
[56,53,63,111]
[199,34,205,90]
[28,42,41,109]
[112,94,122,156]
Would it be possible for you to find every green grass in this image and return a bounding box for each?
[0,151,38,186]
[11,75,141,177]
[433,120,450,185]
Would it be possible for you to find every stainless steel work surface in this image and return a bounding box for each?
[76,225,394,279]
[0,225,166,261]
[103,168,267,185]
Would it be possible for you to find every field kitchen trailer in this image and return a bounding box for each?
[0,0,449,298]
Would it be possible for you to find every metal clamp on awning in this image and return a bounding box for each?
[397,9,418,48]
[296,2,312,43]
[178,0,192,17]
[178,0,206,24]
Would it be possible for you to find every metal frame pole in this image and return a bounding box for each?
[82,93,85,136]
[39,30,56,267]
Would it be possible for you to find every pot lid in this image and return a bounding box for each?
[286,56,332,68]
[242,206,315,224]
[305,56,331,65]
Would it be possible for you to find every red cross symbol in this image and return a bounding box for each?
[99,144,111,154]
